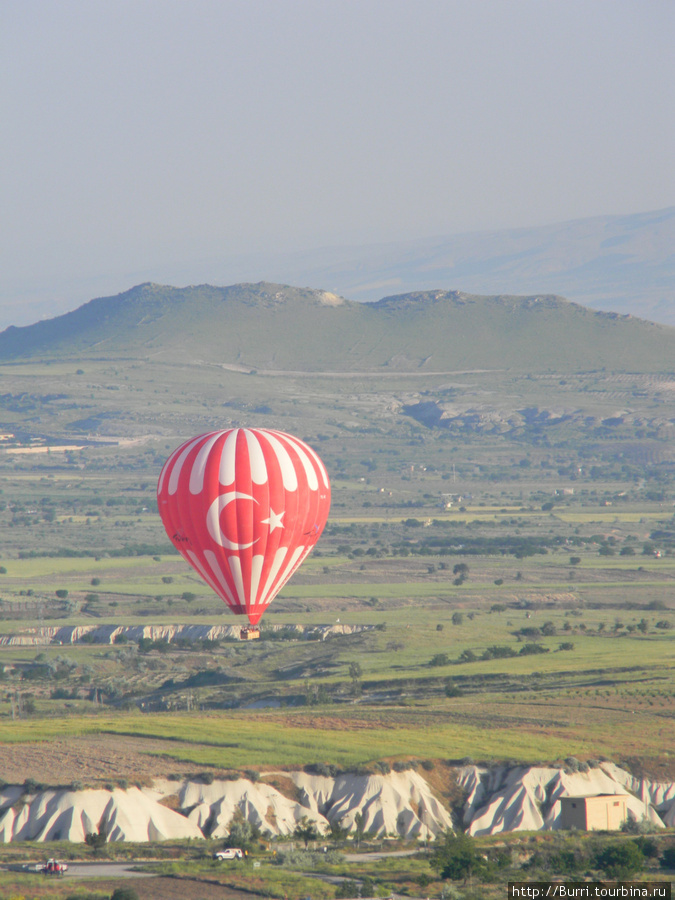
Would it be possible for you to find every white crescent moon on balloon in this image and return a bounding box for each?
[206,492,259,550]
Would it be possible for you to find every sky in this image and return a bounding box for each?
[1,0,674,327]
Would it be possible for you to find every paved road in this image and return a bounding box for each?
[344,849,421,862]
[61,862,156,879]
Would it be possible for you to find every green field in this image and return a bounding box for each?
[0,289,674,781]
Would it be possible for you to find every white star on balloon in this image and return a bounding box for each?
[261,509,285,532]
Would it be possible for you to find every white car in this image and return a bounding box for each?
[214,848,244,860]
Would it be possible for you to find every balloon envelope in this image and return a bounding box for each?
[157,428,331,625]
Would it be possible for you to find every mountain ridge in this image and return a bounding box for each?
[1,281,674,374]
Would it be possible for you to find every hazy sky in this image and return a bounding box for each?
[1,0,674,325]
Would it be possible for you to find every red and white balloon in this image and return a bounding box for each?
[157,428,331,625]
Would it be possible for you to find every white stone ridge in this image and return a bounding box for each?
[0,788,202,843]
[289,770,454,839]
[0,623,374,646]
[178,778,327,838]
[459,764,673,836]
[0,765,674,842]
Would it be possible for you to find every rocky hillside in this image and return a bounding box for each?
[2,763,674,843]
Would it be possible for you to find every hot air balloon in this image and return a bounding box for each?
[157,428,331,625]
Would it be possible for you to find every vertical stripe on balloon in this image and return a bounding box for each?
[274,430,328,489]
[278,432,318,490]
[244,429,269,485]
[219,429,240,486]
[228,555,247,608]
[186,550,222,599]
[203,550,238,608]
[168,436,205,495]
[266,545,305,603]
[249,554,264,606]
[189,431,224,494]
[258,547,290,607]
[260,431,298,491]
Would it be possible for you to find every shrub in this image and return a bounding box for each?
[110,888,140,900]
[445,680,462,698]
[430,653,450,667]
[335,881,360,898]
[519,643,549,656]
[481,645,517,660]
[594,841,644,879]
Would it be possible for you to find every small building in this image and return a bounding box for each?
[560,795,627,831]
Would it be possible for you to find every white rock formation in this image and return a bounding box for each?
[0,787,202,843]
[0,623,374,646]
[178,778,327,838]
[290,770,453,840]
[0,764,674,843]
[458,763,672,835]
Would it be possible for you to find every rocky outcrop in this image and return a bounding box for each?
[178,778,327,839]
[290,770,453,840]
[1,764,674,843]
[0,622,374,646]
[0,786,202,842]
[459,763,675,835]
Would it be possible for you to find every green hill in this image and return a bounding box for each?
[1,281,674,373]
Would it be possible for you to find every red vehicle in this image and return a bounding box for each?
[41,858,68,876]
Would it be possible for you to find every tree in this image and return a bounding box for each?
[451,612,464,626]
[353,812,366,848]
[453,563,469,577]
[349,662,362,681]
[431,829,484,883]
[55,589,69,599]
[85,825,107,851]
[595,841,644,879]
[327,819,350,845]
[226,819,255,850]
[293,816,319,849]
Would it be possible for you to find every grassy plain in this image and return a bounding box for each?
[0,291,674,785]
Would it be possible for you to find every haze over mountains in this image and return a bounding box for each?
[278,207,675,323]
[3,281,675,375]
[4,207,674,330]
